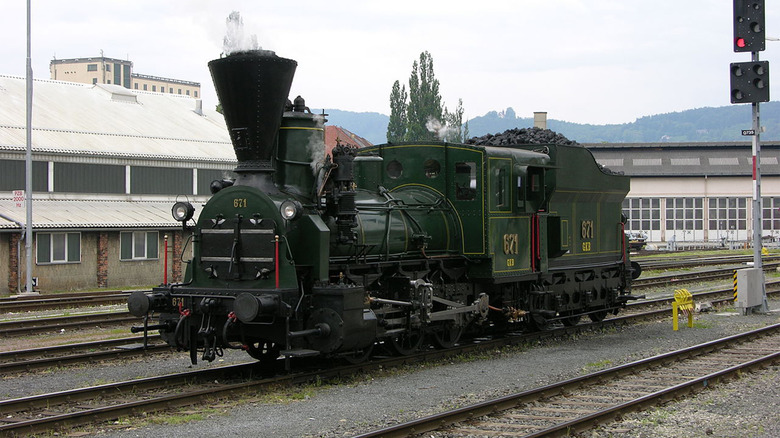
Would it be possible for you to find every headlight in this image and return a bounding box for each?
[280,199,302,221]
[171,201,195,222]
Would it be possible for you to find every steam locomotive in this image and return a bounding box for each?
[128,50,641,365]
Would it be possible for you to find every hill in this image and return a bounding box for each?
[317,103,780,145]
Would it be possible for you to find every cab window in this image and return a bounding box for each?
[455,162,477,200]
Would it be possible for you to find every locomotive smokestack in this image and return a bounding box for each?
[208,50,297,175]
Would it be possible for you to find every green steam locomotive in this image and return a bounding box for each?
[128,50,641,365]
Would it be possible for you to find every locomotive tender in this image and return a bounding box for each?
[128,50,641,365]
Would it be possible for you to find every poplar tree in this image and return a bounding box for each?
[387,80,407,143]
[387,51,466,143]
[405,51,442,142]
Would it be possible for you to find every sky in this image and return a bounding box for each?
[1,1,778,126]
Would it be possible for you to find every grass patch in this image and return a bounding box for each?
[582,359,613,372]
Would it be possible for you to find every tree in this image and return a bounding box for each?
[442,99,465,142]
[405,51,443,142]
[387,51,466,143]
[387,80,407,143]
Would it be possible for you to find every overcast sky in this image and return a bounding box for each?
[1,1,777,125]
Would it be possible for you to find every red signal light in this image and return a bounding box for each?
[736,37,747,48]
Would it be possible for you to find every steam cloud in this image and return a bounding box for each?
[223,11,261,55]
[307,114,327,175]
[426,117,458,141]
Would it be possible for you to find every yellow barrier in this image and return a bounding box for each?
[672,288,694,331]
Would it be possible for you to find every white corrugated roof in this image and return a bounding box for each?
[0,75,235,161]
[0,198,201,230]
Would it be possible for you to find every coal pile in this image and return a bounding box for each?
[466,127,579,146]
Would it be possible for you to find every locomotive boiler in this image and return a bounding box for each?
[128,50,641,365]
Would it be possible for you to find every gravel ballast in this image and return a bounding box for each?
[2,302,779,438]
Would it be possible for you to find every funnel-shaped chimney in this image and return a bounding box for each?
[208,51,297,173]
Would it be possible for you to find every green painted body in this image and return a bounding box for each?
[354,142,630,282]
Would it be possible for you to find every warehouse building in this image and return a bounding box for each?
[0,74,232,294]
[586,142,780,247]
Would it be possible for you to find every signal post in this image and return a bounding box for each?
[729,0,770,314]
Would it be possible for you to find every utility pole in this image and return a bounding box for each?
[24,0,35,295]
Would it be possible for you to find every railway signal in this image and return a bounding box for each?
[734,0,766,52]
[729,0,770,314]
[730,61,770,103]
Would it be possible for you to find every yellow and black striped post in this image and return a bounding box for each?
[733,270,738,302]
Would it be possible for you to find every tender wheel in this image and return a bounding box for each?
[342,344,374,364]
[246,340,280,363]
[431,323,464,349]
[389,329,425,355]
[588,310,609,322]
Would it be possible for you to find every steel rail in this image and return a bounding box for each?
[352,323,780,438]
[0,335,167,373]
[0,312,140,337]
[0,293,131,313]
[0,284,776,436]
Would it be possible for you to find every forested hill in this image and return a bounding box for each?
[318,103,780,145]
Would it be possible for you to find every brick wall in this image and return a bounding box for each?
[97,232,108,287]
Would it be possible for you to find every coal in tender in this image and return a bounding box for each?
[466,127,579,146]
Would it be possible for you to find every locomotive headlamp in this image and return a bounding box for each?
[172,201,195,222]
[280,199,302,221]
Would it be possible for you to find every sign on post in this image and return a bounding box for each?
[12,190,24,208]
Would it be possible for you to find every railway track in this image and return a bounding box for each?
[1,284,777,436]
[633,253,780,271]
[0,290,134,313]
[0,335,169,373]
[1,275,777,376]
[633,262,780,289]
[0,311,141,337]
[354,323,780,438]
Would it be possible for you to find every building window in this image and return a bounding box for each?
[665,198,703,231]
[120,231,159,260]
[134,83,138,89]
[762,197,780,232]
[143,84,148,91]
[152,85,156,92]
[186,90,190,96]
[36,232,81,264]
[194,91,198,98]
[87,64,98,71]
[178,88,182,94]
[169,87,173,93]
[92,78,98,84]
[105,64,111,72]
[709,197,747,232]
[622,198,661,232]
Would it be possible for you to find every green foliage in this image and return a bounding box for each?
[405,51,442,142]
[442,99,465,142]
[387,51,466,143]
[387,80,407,143]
